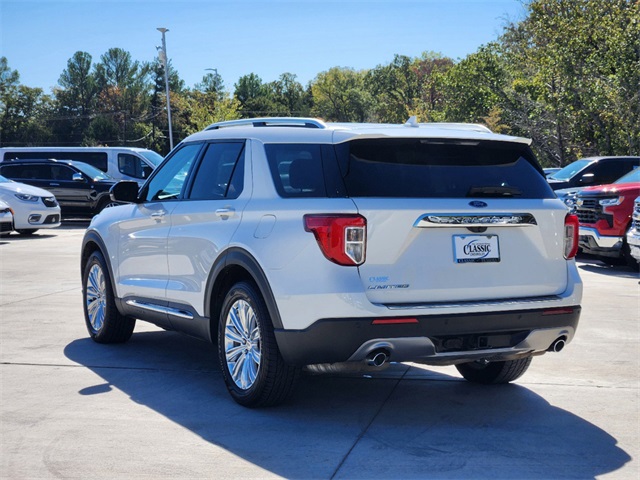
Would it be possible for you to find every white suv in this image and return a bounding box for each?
[81,117,582,407]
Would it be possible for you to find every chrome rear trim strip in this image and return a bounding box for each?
[125,300,194,320]
[414,213,537,228]
[384,295,561,310]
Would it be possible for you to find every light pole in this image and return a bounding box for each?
[157,27,173,150]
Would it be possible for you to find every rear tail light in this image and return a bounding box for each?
[304,214,366,266]
[564,214,579,259]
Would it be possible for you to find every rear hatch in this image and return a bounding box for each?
[334,138,568,305]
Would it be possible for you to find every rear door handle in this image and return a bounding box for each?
[50,183,60,186]
[215,208,235,218]
[151,211,166,220]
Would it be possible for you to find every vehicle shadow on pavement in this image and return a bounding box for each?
[1,233,58,241]
[578,263,639,279]
[64,331,631,479]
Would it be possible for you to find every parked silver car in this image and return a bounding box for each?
[81,117,582,407]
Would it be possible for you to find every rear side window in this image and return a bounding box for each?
[264,144,327,198]
[335,139,554,199]
[188,142,245,200]
[0,164,52,180]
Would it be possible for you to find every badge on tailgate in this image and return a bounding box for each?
[453,235,500,263]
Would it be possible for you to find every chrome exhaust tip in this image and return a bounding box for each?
[367,349,389,367]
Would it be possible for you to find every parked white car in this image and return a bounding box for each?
[82,117,583,407]
[0,199,14,235]
[0,175,61,235]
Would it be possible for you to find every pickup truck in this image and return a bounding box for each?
[574,168,640,270]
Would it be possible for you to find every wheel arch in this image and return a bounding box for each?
[81,231,119,304]
[205,247,283,343]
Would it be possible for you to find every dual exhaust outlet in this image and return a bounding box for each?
[363,336,566,368]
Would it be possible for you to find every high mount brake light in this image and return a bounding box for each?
[564,214,579,259]
[304,214,366,266]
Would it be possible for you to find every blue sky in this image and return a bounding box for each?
[1,0,527,93]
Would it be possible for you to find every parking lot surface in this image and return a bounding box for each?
[1,225,638,479]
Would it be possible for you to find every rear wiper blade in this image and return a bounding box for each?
[467,186,522,197]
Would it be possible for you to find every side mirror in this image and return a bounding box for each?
[579,173,595,184]
[72,173,86,182]
[110,181,140,203]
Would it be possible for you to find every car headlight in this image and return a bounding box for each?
[599,196,623,206]
[14,193,40,202]
[564,197,576,207]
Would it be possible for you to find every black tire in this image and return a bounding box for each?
[16,229,38,235]
[82,251,135,343]
[218,281,299,407]
[97,197,120,213]
[455,357,532,384]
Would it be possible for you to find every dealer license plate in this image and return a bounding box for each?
[453,235,500,263]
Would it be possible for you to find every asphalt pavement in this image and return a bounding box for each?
[0,225,638,479]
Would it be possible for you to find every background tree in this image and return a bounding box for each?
[498,0,640,164]
[1,58,54,145]
[269,73,312,116]
[90,48,151,146]
[53,51,97,145]
[310,67,372,122]
[234,73,281,116]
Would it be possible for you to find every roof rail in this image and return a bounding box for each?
[205,117,327,131]
[420,122,493,133]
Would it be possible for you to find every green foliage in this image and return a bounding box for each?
[311,67,372,122]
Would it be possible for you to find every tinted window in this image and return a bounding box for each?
[118,153,152,179]
[72,162,111,181]
[335,139,553,199]
[550,159,592,180]
[4,151,109,171]
[0,164,52,180]
[189,142,244,200]
[51,165,75,181]
[141,143,202,202]
[139,150,164,166]
[614,167,640,184]
[264,144,326,198]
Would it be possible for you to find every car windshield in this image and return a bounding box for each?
[614,167,640,184]
[548,159,592,180]
[0,175,13,183]
[139,150,164,166]
[72,162,112,180]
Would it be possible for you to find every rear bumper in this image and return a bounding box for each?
[275,306,580,366]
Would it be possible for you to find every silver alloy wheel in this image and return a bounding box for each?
[86,264,107,332]
[224,299,261,390]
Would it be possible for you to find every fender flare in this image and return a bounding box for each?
[204,247,283,330]
[81,230,119,305]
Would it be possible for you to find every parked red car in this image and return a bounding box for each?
[575,168,640,269]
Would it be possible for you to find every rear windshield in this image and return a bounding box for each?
[337,139,553,198]
[265,139,553,199]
